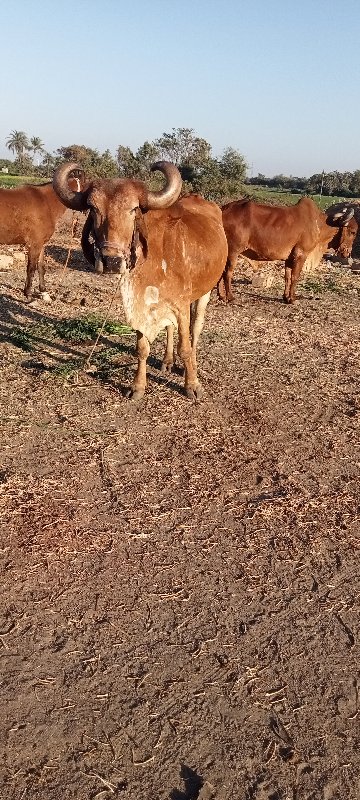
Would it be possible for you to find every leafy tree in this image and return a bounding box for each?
[116,129,248,202]
[135,141,160,179]
[56,144,94,168]
[56,144,117,178]
[96,149,118,178]
[0,158,14,172]
[151,128,211,188]
[117,145,139,178]
[350,170,360,194]
[117,141,160,180]
[191,156,246,204]
[41,151,58,178]
[219,147,247,182]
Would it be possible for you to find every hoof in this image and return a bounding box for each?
[185,383,204,401]
[283,295,293,304]
[125,387,145,402]
[160,360,174,374]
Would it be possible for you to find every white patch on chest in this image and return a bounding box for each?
[144,285,159,305]
[161,259,167,273]
[119,270,135,322]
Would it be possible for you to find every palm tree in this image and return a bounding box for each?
[6,130,30,166]
[42,151,56,177]
[30,136,45,166]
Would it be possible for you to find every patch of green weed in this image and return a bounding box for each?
[51,359,84,378]
[7,327,34,351]
[302,277,343,295]
[301,279,325,295]
[324,278,343,294]
[51,315,133,343]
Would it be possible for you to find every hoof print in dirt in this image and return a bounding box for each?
[170,765,214,800]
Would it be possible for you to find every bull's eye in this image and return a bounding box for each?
[131,206,139,214]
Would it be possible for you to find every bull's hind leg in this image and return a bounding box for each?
[190,290,211,373]
[161,325,176,373]
[217,256,236,302]
[178,309,203,400]
[127,331,150,400]
[23,246,51,303]
[283,246,306,304]
[217,273,227,301]
[37,248,51,303]
[23,248,37,300]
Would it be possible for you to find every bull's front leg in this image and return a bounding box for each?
[284,246,306,304]
[127,330,150,400]
[178,310,203,400]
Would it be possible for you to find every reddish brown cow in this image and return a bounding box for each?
[0,175,83,301]
[217,197,358,304]
[53,161,228,400]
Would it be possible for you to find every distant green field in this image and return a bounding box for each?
[246,185,351,210]
[0,174,46,188]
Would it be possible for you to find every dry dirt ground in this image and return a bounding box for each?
[0,215,359,800]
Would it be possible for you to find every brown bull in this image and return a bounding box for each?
[53,161,228,400]
[217,197,358,304]
[0,175,83,301]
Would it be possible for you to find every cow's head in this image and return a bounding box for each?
[326,206,358,258]
[53,161,182,273]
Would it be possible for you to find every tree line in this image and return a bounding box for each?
[2,128,360,201]
[1,128,247,203]
[248,170,360,197]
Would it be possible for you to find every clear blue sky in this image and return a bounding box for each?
[1,0,359,177]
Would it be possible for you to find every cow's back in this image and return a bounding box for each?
[222,196,322,261]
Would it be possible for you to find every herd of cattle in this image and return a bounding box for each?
[0,162,358,399]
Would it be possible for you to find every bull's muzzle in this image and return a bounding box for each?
[102,255,123,273]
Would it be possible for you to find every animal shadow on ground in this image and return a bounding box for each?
[0,293,185,396]
[170,764,204,800]
[46,244,91,273]
[245,292,284,304]
[0,293,57,327]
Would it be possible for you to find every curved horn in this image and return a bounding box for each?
[145,161,182,210]
[343,207,355,225]
[328,206,355,224]
[53,162,88,211]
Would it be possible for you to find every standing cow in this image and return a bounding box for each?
[53,161,228,400]
[0,174,84,301]
[217,197,358,304]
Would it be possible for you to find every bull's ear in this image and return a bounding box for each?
[134,207,148,258]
